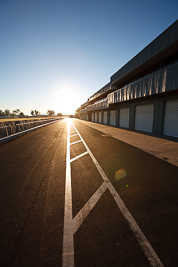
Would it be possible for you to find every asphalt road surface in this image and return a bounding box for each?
[0,118,178,267]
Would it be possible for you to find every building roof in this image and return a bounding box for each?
[111,20,178,85]
[79,20,178,109]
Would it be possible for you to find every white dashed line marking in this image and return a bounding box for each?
[70,140,82,146]
[62,119,164,267]
[70,134,78,138]
[70,151,89,163]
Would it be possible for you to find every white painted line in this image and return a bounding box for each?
[70,140,82,146]
[62,120,74,267]
[73,182,108,234]
[107,183,164,267]
[71,121,164,267]
[70,151,89,163]
[72,123,110,183]
[70,134,79,137]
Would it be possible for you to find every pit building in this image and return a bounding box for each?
[76,20,178,139]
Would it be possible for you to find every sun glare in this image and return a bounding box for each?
[52,81,84,115]
[58,89,78,115]
[114,168,127,181]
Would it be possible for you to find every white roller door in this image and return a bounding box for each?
[95,112,97,122]
[103,111,107,124]
[163,99,178,137]
[119,108,129,128]
[110,110,116,126]
[99,112,102,123]
[92,113,94,122]
[135,104,154,133]
[83,114,86,120]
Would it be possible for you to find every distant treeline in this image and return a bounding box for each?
[0,109,62,118]
[0,109,25,118]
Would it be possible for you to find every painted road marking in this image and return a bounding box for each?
[107,182,163,267]
[70,134,78,138]
[62,119,164,267]
[62,120,74,267]
[73,181,108,234]
[70,151,89,163]
[70,140,82,146]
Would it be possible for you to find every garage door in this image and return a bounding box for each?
[95,112,97,122]
[119,108,129,128]
[103,111,108,124]
[99,112,102,123]
[135,104,154,133]
[163,99,178,137]
[110,110,116,126]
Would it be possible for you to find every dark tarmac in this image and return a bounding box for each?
[0,118,178,266]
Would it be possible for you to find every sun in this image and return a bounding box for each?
[52,81,84,115]
[58,89,79,115]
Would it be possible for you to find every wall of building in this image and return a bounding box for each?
[85,89,178,138]
[77,20,178,139]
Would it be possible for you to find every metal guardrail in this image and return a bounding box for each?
[0,118,62,145]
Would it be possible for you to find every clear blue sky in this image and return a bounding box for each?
[0,0,177,115]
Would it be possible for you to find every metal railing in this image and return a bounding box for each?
[108,63,178,105]
[0,118,62,139]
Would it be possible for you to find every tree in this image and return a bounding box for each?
[34,110,39,116]
[4,109,10,117]
[0,110,5,118]
[12,109,20,117]
[47,110,55,116]
[57,112,62,117]
[19,112,24,117]
[31,110,34,116]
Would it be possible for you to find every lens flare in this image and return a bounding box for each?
[114,168,127,181]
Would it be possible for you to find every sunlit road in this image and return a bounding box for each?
[0,118,178,267]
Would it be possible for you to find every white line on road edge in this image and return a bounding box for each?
[62,120,74,267]
[71,121,164,267]
[107,182,163,267]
